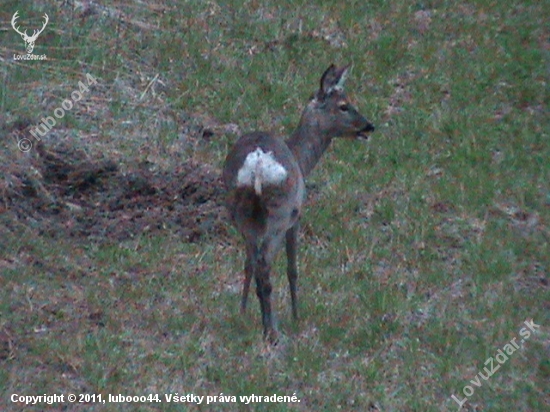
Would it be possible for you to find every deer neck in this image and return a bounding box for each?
[286,115,332,178]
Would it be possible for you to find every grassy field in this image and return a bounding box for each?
[1,0,549,410]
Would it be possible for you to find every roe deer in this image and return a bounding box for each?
[222,64,374,343]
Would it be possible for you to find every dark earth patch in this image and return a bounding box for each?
[1,135,229,245]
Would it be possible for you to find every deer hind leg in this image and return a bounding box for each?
[240,242,255,313]
[254,253,276,343]
[255,230,286,343]
[285,223,299,320]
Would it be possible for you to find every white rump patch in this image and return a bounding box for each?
[237,148,288,195]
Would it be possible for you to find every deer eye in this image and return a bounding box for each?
[339,103,349,112]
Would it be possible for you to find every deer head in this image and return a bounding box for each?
[11,11,49,54]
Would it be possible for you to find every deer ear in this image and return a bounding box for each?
[319,64,336,96]
[333,65,350,90]
[319,64,349,97]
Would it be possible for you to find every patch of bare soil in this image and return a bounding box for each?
[1,131,229,244]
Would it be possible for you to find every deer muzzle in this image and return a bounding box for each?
[356,122,375,140]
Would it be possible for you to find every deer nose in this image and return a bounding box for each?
[363,122,375,132]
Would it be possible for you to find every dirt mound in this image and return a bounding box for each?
[1,137,229,244]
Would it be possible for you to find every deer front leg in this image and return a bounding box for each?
[285,223,299,320]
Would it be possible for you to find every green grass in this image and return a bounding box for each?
[1,0,549,410]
